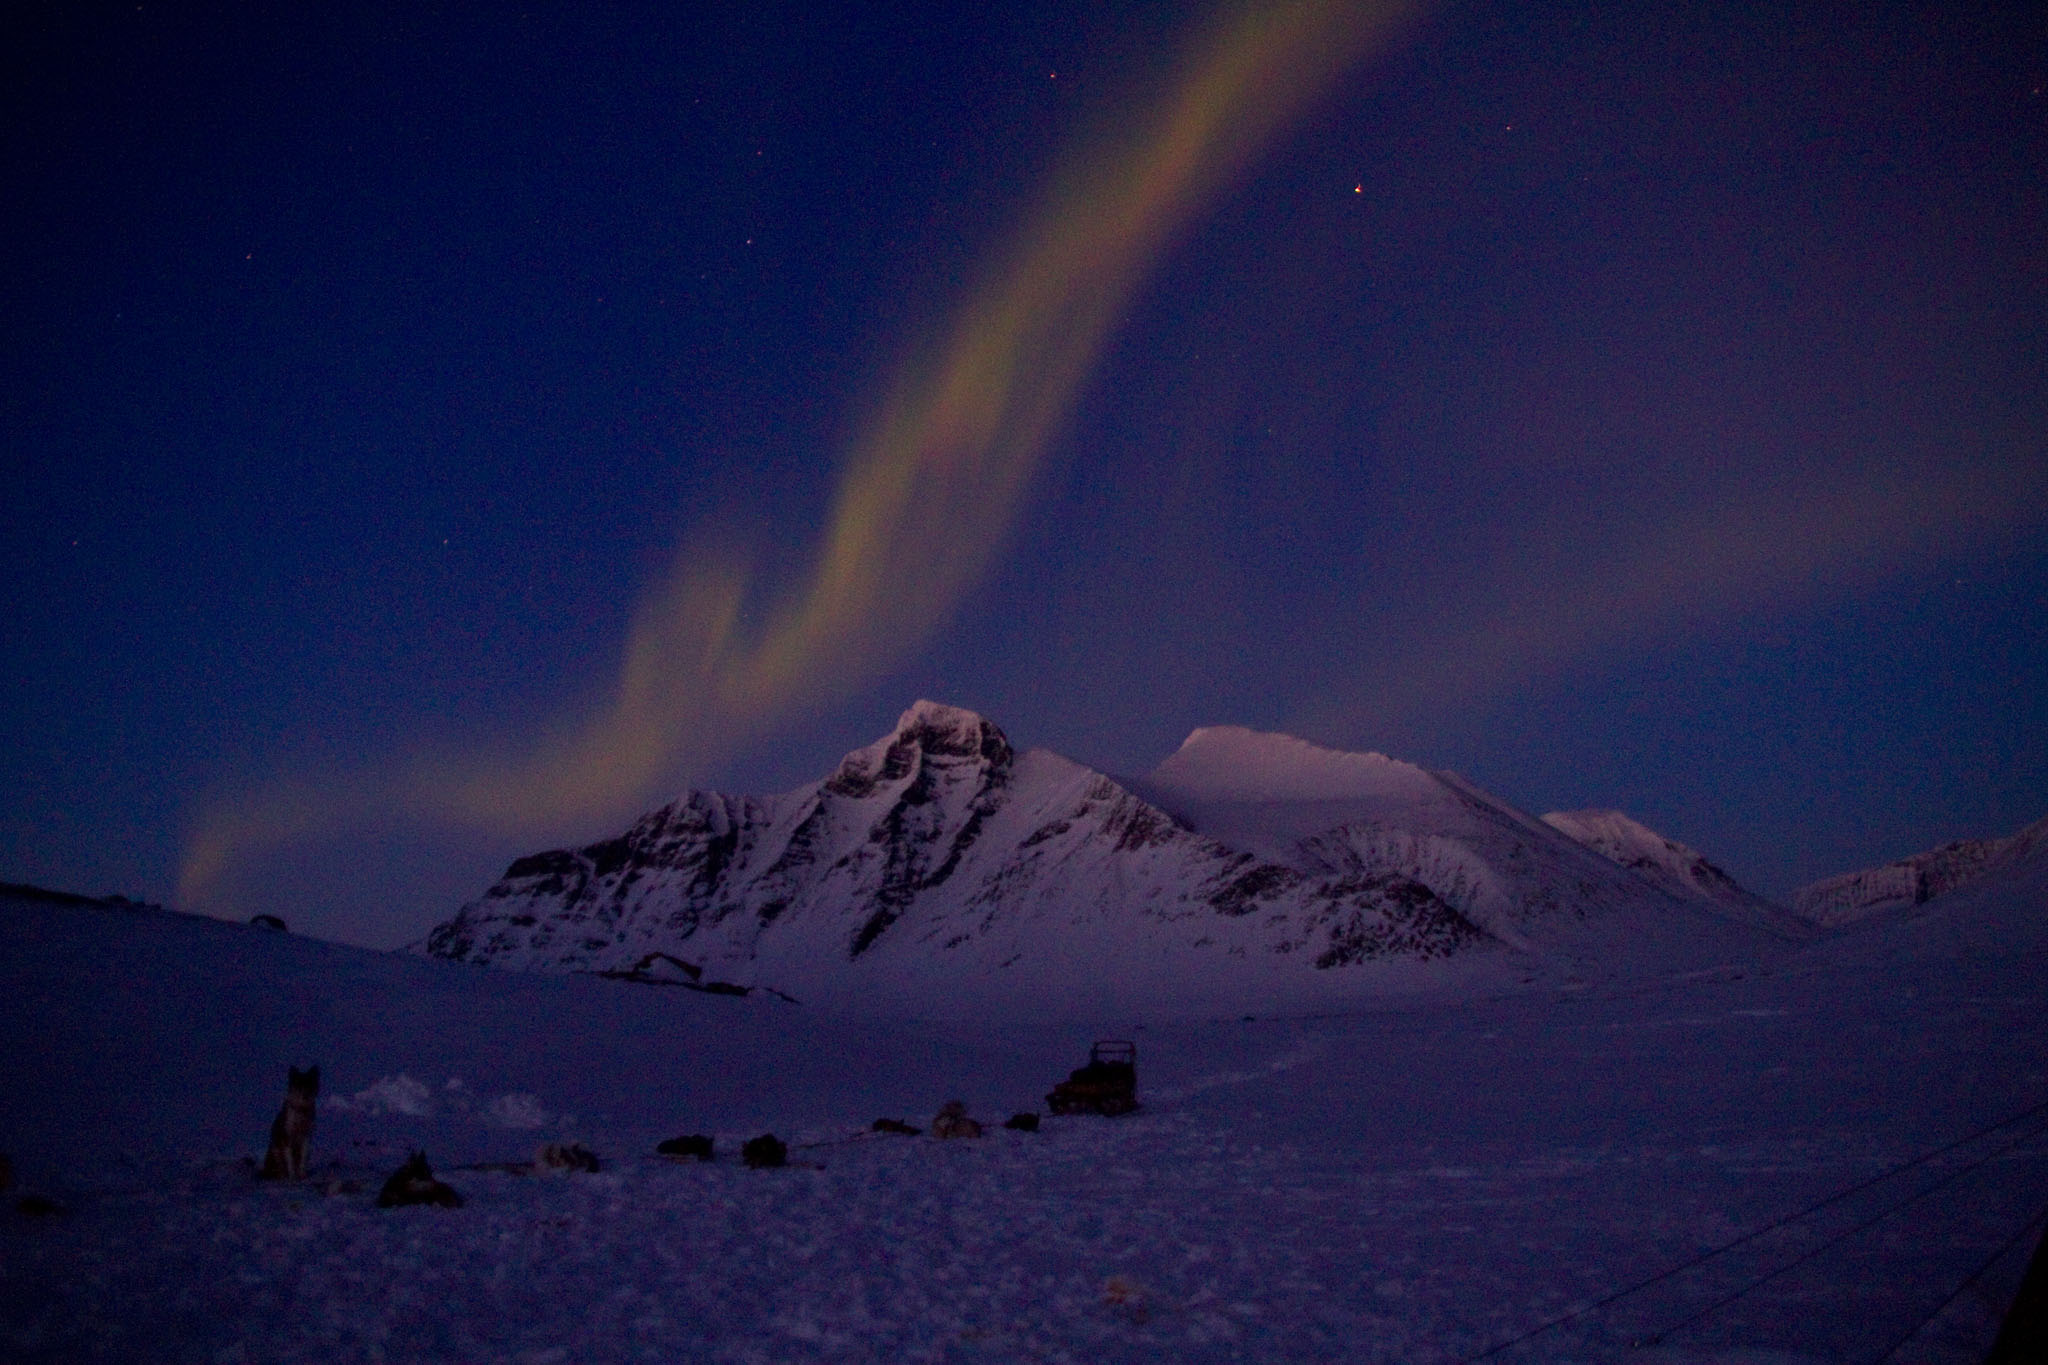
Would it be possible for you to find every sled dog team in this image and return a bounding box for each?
[254,1067,1031,1205]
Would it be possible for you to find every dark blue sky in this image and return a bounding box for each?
[5,0,2045,947]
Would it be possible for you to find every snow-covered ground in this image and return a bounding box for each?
[3,861,2046,1363]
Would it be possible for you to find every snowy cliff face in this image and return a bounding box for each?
[422,703,1499,1006]
[1791,814,2048,926]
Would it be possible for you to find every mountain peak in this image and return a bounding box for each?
[819,701,1013,800]
[1149,725,1437,805]
[889,700,1012,764]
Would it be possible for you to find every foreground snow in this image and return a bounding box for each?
[3,865,2046,1362]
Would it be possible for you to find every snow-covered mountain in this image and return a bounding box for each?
[1538,808,1809,937]
[1791,812,2048,926]
[1128,726,1802,974]
[423,703,1801,1007]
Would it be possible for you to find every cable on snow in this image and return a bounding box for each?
[1451,1091,2048,1364]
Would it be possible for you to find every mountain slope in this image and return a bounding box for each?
[1132,727,1804,972]
[1791,812,2048,926]
[1538,808,1810,937]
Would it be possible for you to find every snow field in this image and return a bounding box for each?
[4,859,2048,1362]
[8,1097,2042,1363]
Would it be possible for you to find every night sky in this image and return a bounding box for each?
[5,0,2045,948]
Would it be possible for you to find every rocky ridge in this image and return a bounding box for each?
[1790,813,2048,926]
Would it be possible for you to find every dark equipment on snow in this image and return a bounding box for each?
[657,1134,715,1161]
[1004,1112,1040,1132]
[741,1133,787,1168]
[1046,1040,1138,1116]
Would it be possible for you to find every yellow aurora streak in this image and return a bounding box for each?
[180,0,1419,910]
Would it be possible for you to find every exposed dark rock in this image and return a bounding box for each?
[849,906,901,960]
[587,837,633,879]
[505,850,581,881]
[593,951,703,985]
[1312,873,1485,967]
[1210,863,1303,916]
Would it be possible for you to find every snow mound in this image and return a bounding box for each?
[486,1092,553,1129]
[324,1074,558,1128]
[328,1073,437,1117]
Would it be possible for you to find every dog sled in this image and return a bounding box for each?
[1046,1040,1138,1116]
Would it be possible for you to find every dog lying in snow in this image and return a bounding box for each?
[376,1151,464,1208]
[534,1141,600,1173]
[260,1065,318,1181]
[932,1101,982,1139]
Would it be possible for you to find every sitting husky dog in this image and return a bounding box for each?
[932,1100,982,1139]
[260,1065,318,1181]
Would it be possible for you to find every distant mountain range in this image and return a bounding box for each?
[421,702,1843,1009]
